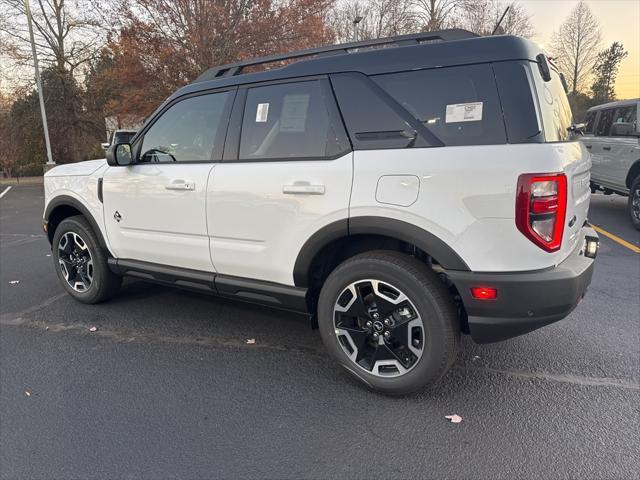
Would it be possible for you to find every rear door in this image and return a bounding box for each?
[592,108,617,187]
[103,89,235,271]
[206,78,352,286]
[608,105,639,192]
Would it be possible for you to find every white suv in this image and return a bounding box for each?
[43,31,599,394]
[581,99,640,229]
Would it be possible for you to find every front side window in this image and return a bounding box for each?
[239,80,347,160]
[140,91,232,163]
[595,108,615,137]
[373,64,507,146]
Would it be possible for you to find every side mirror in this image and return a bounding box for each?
[106,143,133,166]
[568,123,586,136]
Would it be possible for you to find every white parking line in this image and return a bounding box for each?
[0,186,12,199]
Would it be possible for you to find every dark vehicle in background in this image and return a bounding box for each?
[101,130,137,151]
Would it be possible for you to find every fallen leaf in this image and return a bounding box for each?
[9,280,19,284]
[246,338,256,345]
[445,414,462,423]
[89,326,97,332]
[25,390,31,397]
[472,355,480,361]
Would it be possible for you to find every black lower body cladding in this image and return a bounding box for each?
[447,226,598,343]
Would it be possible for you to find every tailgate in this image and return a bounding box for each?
[559,142,592,263]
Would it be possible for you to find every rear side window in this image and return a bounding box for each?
[584,111,597,134]
[611,106,638,137]
[239,80,349,160]
[373,64,507,146]
[595,108,615,136]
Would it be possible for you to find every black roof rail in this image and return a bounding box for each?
[194,29,478,83]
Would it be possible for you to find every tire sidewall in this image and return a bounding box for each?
[318,254,455,394]
[629,176,640,230]
[52,217,106,303]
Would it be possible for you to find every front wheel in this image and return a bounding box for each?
[52,215,122,303]
[629,176,640,231]
[317,251,459,395]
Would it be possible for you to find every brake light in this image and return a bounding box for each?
[516,173,567,252]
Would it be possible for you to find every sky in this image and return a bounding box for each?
[521,0,639,99]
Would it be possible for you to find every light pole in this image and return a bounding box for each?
[24,0,54,166]
[352,16,363,43]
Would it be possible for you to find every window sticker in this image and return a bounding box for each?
[280,94,310,132]
[256,103,269,122]
[445,102,483,123]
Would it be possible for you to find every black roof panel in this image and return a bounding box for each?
[168,33,543,102]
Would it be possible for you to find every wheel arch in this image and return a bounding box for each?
[625,160,640,189]
[44,195,109,251]
[293,216,470,290]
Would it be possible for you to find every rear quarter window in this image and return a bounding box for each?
[372,64,506,146]
[531,67,574,142]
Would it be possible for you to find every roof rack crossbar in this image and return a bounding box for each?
[194,29,477,83]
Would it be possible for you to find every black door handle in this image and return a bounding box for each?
[585,145,592,149]
[603,146,612,151]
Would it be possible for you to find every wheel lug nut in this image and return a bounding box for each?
[384,319,390,326]
[372,313,379,320]
[366,321,373,328]
[384,331,390,338]
[372,332,379,339]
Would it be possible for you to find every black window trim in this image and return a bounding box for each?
[131,86,238,165]
[222,74,353,163]
[334,71,445,150]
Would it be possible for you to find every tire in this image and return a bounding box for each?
[629,176,640,231]
[317,251,459,395]
[52,215,122,303]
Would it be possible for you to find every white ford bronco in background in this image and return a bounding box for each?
[581,99,640,230]
[43,30,599,394]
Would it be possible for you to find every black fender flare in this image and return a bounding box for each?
[293,216,470,287]
[625,160,640,189]
[44,195,109,250]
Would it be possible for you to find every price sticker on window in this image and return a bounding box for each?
[256,103,269,122]
[445,102,483,123]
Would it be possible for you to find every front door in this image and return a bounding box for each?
[207,78,353,286]
[103,89,235,271]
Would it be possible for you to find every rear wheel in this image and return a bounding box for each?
[52,216,122,303]
[317,251,459,395]
[629,176,640,231]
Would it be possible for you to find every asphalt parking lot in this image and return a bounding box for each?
[1,184,639,479]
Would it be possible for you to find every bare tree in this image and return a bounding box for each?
[0,0,105,79]
[414,0,462,31]
[329,0,417,43]
[460,0,533,37]
[550,0,601,95]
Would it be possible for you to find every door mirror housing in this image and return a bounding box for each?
[106,143,133,166]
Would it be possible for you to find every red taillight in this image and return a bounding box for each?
[470,287,498,300]
[516,173,567,252]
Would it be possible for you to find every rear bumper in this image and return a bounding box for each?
[448,226,598,343]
